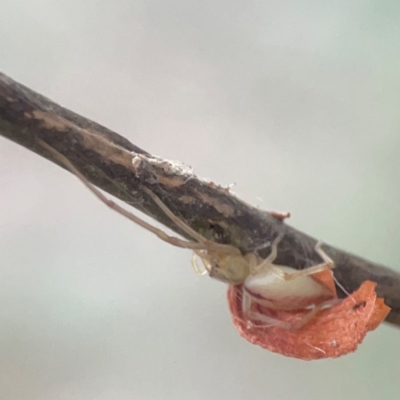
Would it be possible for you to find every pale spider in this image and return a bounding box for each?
[40,141,337,329]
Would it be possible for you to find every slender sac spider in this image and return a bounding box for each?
[39,141,337,329]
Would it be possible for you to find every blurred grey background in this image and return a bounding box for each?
[1,1,400,399]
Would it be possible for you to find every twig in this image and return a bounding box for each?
[1,72,400,327]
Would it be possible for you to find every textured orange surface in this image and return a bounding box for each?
[228,278,390,360]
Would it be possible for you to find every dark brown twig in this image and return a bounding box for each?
[1,72,400,327]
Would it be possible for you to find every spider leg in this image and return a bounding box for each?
[287,298,340,330]
[281,261,334,281]
[141,186,241,255]
[141,186,207,244]
[282,242,334,281]
[39,141,207,250]
[264,232,285,264]
[242,290,292,329]
[250,232,285,275]
[315,241,333,264]
[243,292,340,331]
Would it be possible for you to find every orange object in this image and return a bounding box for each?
[228,274,390,360]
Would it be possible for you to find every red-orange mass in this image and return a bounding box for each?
[228,275,390,360]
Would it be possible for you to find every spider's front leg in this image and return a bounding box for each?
[39,140,208,251]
